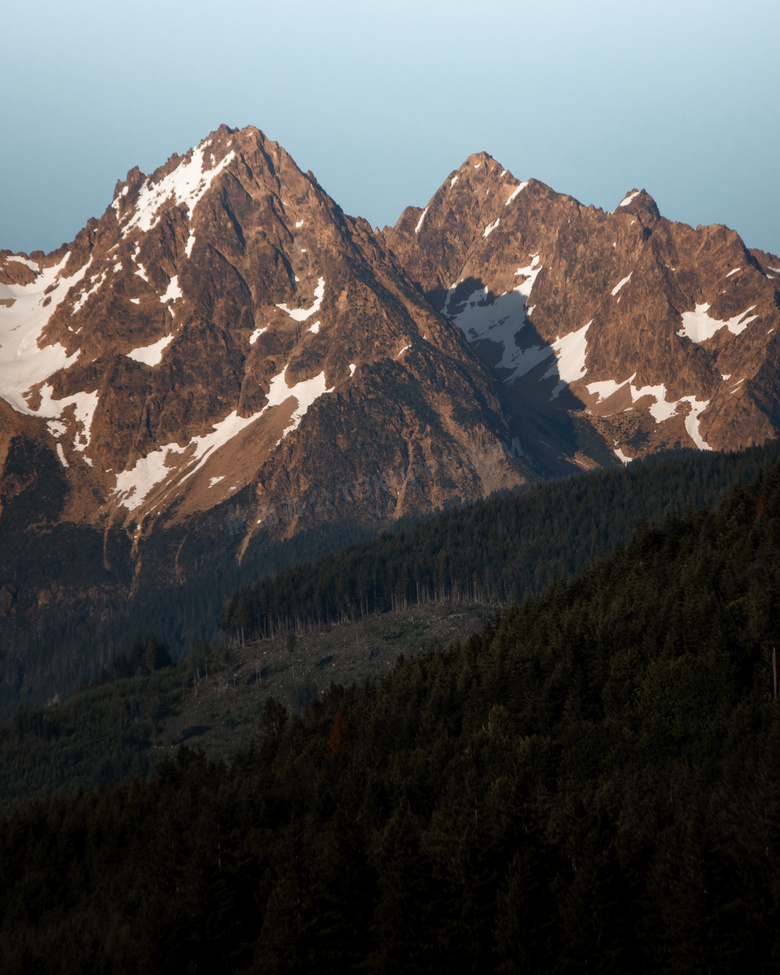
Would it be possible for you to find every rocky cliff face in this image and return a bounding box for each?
[0,128,535,545]
[0,128,537,707]
[383,152,780,465]
[1,127,779,709]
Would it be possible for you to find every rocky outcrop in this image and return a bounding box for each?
[0,128,537,551]
[383,154,780,465]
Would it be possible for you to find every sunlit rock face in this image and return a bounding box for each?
[0,127,538,549]
[384,154,780,465]
[2,126,779,708]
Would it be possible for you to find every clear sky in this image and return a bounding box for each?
[2,0,779,256]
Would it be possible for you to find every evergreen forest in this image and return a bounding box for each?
[2,452,780,972]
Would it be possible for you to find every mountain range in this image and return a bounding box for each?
[2,123,779,709]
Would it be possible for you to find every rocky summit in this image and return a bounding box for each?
[384,152,780,465]
[1,125,779,708]
[0,127,532,543]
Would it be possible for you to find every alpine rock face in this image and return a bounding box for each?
[0,127,531,539]
[0,127,533,707]
[384,152,780,465]
[1,126,779,708]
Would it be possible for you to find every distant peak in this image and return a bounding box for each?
[614,188,660,221]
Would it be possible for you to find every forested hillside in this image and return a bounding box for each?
[3,441,779,810]
[2,454,779,972]
[222,441,780,640]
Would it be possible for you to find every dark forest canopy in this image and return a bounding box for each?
[2,453,780,972]
[222,440,780,641]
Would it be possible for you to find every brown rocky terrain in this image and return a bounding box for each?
[1,126,779,710]
[0,127,536,709]
[384,153,780,465]
[0,128,535,548]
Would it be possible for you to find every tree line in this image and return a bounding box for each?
[221,441,780,641]
[2,454,780,971]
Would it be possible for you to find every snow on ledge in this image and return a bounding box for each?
[678,303,758,343]
[114,365,335,510]
[587,374,712,450]
[120,141,236,237]
[276,276,325,322]
[0,251,93,417]
[545,321,591,397]
[616,190,640,210]
[161,275,182,304]
[127,334,174,366]
[415,207,429,234]
[505,181,529,206]
[611,272,632,297]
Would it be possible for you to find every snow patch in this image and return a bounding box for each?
[120,140,236,237]
[586,378,628,402]
[72,270,107,312]
[249,327,267,345]
[415,207,429,234]
[443,256,547,383]
[127,334,173,366]
[276,276,325,322]
[726,268,741,278]
[483,218,500,238]
[616,190,640,210]
[545,321,591,397]
[513,255,542,295]
[611,272,632,297]
[37,387,99,451]
[587,374,711,449]
[4,256,39,271]
[114,443,184,510]
[395,344,411,359]
[116,363,338,509]
[614,446,633,465]
[349,363,356,376]
[505,181,529,206]
[678,303,758,343]
[161,275,182,304]
[450,175,458,188]
[264,366,334,442]
[209,476,224,488]
[309,321,320,334]
[0,251,93,416]
[679,396,711,449]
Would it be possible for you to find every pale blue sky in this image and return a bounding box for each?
[2,0,779,255]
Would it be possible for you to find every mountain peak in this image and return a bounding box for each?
[461,150,498,170]
[613,188,661,223]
